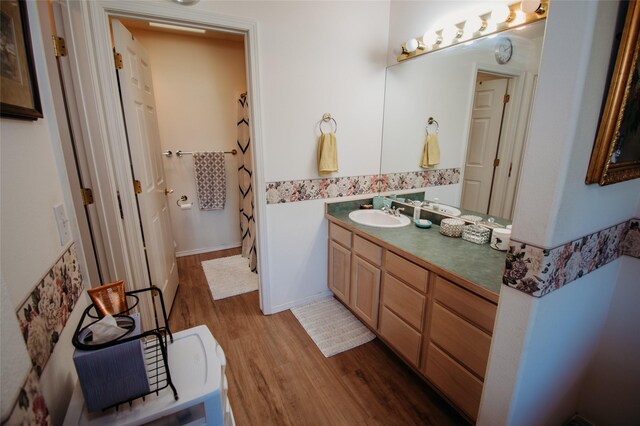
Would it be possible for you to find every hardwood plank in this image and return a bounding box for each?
[169,250,469,425]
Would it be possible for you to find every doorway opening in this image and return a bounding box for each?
[109,17,260,314]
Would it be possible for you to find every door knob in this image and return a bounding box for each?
[164,188,174,195]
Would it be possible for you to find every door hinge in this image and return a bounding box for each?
[493,158,501,168]
[508,162,513,177]
[114,51,123,70]
[52,36,67,57]
[133,179,142,194]
[504,94,510,103]
[80,188,94,205]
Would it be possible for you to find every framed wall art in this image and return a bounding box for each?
[586,0,639,186]
[0,0,43,120]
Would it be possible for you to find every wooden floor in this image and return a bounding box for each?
[169,250,468,426]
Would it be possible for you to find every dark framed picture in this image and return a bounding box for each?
[586,0,639,185]
[0,0,43,120]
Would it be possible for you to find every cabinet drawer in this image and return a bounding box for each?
[385,251,428,293]
[379,306,422,366]
[382,273,425,331]
[430,303,492,379]
[433,276,496,334]
[353,235,382,266]
[329,222,352,248]
[424,343,483,421]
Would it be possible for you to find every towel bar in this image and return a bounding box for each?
[164,149,238,158]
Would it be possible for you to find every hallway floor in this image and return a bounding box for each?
[169,250,468,425]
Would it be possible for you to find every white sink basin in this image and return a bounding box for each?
[348,210,411,228]
[433,205,461,217]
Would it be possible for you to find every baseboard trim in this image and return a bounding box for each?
[176,243,242,258]
[269,289,334,314]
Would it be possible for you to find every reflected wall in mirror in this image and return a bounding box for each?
[380,20,546,220]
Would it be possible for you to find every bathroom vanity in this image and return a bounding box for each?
[325,199,505,422]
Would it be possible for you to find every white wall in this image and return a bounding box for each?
[578,257,640,424]
[0,1,89,423]
[128,28,246,256]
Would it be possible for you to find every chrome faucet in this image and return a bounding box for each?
[391,206,405,217]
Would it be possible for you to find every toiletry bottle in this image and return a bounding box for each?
[432,198,440,211]
[413,201,421,222]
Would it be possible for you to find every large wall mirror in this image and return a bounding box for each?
[380,20,546,220]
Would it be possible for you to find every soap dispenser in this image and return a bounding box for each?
[413,201,421,222]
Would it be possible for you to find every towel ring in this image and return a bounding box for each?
[319,113,338,134]
[426,116,439,134]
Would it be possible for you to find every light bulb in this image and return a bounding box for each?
[511,10,527,26]
[422,30,440,47]
[521,0,542,14]
[464,15,485,34]
[404,38,419,53]
[491,4,512,23]
[442,25,462,42]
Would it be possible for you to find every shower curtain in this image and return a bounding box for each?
[237,95,257,272]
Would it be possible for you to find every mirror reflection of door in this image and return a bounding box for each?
[461,73,510,217]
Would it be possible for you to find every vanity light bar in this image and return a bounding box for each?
[397,0,548,62]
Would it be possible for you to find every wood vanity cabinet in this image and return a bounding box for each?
[327,220,498,422]
[328,223,382,328]
[421,276,497,420]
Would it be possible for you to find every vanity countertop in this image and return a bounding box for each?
[325,199,505,302]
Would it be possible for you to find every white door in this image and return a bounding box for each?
[112,20,179,313]
[460,77,509,214]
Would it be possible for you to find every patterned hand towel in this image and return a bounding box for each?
[194,152,226,210]
[318,132,338,175]
[420,133,440,168]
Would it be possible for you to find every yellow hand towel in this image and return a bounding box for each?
[420,133,440,168]
[318,132,338,175]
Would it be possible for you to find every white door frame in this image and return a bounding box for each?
[59,0,272,313]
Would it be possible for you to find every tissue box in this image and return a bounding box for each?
[73,313,149,411]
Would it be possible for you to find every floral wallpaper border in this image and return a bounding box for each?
[4,368,52,425]
[15,244,84,377]
[504,219,639,297]
[265,168,460,204]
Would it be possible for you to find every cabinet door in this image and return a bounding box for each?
[351,255,381,328]
[329,240,351,304]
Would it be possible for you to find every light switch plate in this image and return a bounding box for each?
[53,203,70,246]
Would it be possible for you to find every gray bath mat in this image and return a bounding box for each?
[291,297,375,357]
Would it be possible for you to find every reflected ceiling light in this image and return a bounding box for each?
[490,4,513,23]
[442,24,462,42]
[464,15,486,34]
[422,30,441,47]
[521,0,546,14]
[149,22,206,33]
[172,0,200,4]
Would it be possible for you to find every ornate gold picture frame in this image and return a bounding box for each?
[586,0,640,186]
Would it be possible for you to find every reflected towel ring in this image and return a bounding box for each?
[426,116,439,134]
[319,113,338,134]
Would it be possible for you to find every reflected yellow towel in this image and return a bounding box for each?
[420,133,440,168]
[318,132,338,175]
